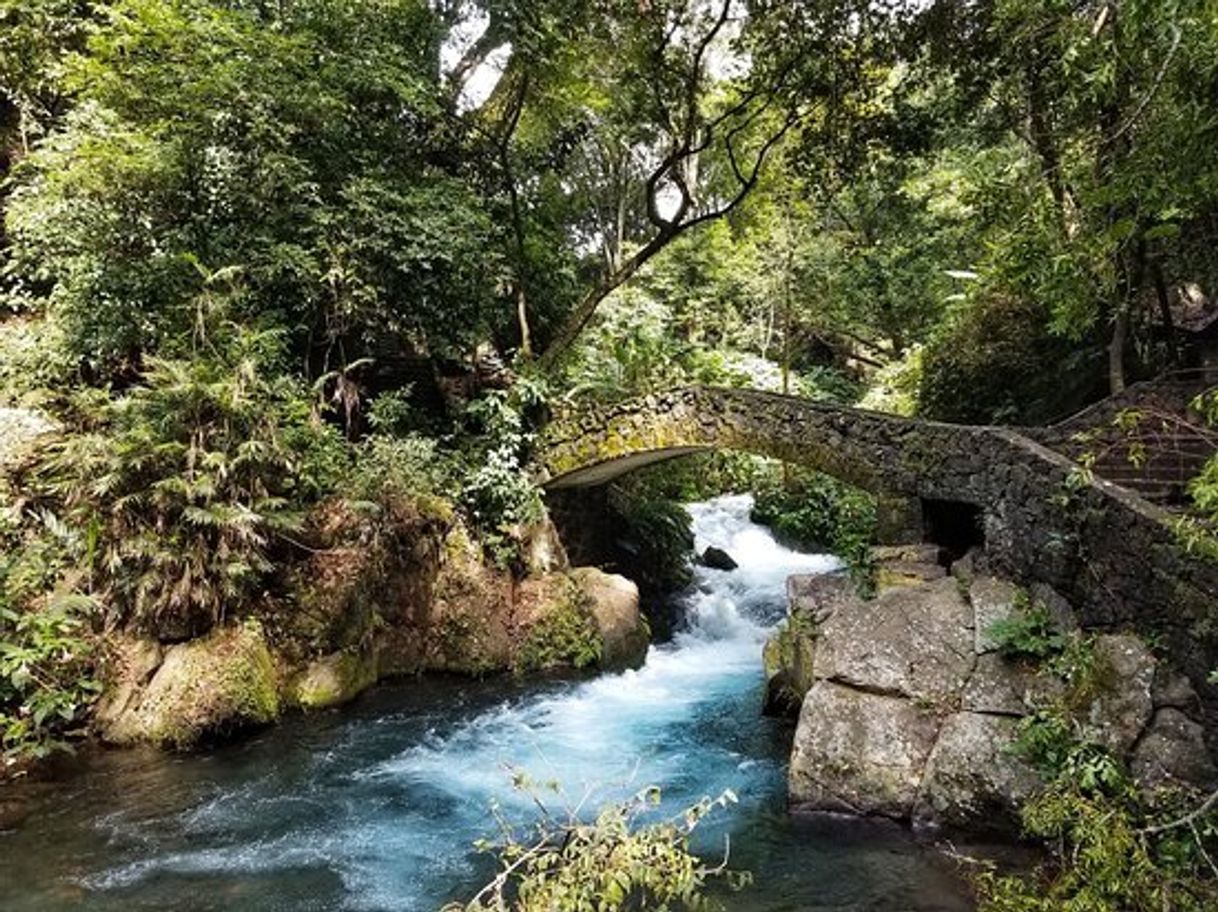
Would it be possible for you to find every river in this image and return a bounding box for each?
[0,494,973,911]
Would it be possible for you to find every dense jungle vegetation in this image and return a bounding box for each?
[4,0,1218,909]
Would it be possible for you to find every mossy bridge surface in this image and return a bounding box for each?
[538,386,1218,707]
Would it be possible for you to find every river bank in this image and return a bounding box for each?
[0,495,980,911]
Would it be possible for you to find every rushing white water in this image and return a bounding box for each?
[0,495,973,912]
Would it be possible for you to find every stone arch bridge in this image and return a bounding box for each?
[538,386,1218,702]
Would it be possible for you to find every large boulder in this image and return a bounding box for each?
[913,712,1040,833]
[276,495,449,663]
[569,567,648,668]
[1085,634,1156,756]
[700,546,738,571]
[286,648,378,710]
[1130,708,1218,790]
[422,524,515,675]
[776,560,1212,834]
[101,621,279,749]
[812,577,974,705]
[969,576,1021,655]
[789,681,941,819]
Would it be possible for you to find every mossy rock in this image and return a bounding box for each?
[425,522,514,674]
[568,567,648,669]
[762,616,817,717]
[103,621,279,749]
[513,573,605,674]
[286,648,378,710]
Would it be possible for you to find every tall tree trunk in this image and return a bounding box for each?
[1098,1,1133,394]
[1151,256,1177,366]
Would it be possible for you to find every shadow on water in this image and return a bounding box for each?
[0,495,984,912]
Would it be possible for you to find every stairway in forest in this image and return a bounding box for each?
[1029,369,1218,506]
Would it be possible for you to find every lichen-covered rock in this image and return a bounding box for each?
[424,524,514,674]
[1130,708,1218,789]
[959,652,1064,716]
[969,576,1020,655]
[787,573,855,621]
[873,544,946,590]
[812,577,974,704]
[275,495,448,660]
[0,407,56,473]
[93,636,164,734]
[518,514,570,575]
[1152,666,1202,715]
[913,712,1040,833]
[287,648,378,710]
[568,567,647,668]
[789,681,941,819]
[102,621,279,749]
[779,551,1216,834]
[762,617,816,717]
[1085,634,1156,756]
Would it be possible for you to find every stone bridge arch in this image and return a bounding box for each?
[538,386,1218,715]
[539,386,995,504]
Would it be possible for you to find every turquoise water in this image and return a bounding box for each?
[0,495,974,911]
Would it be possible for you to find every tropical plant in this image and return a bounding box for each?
[42,324,345,636]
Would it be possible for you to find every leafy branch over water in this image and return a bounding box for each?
[443,770,751,912]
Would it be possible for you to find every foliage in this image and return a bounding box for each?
[459,378,547,568]
[42,324,345,636]
[0,315,75,407]
[346,433,452,506]
[986,594,1066,662]
[976,627,1218,911]
[975,778,1218,912]
[0,502,101,766]
[0,593,100,767]
[858,345,923,417]
[444,772,750,912]
[919,293,1102,425]
[750,466,877,589]
[3,0,504,370]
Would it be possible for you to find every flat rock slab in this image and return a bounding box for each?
[813,576,974,704]
[789,681,941,819]
[787,573,855,621]
[960,652,1065,716]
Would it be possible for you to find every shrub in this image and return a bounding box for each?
[445,772,750,912]
[459,382,547,569]
[750,466,877,587]
[0,513,101,767]
[42,326,345,637]
[986,594,1065,661]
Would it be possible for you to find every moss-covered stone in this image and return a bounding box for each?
[513,573,604,673]
[762,613,816,717]
[102,620,279,749]
[286,648,378,710]
[568,567,648,669]
[270,495,449,661]
[423,521,514,675]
